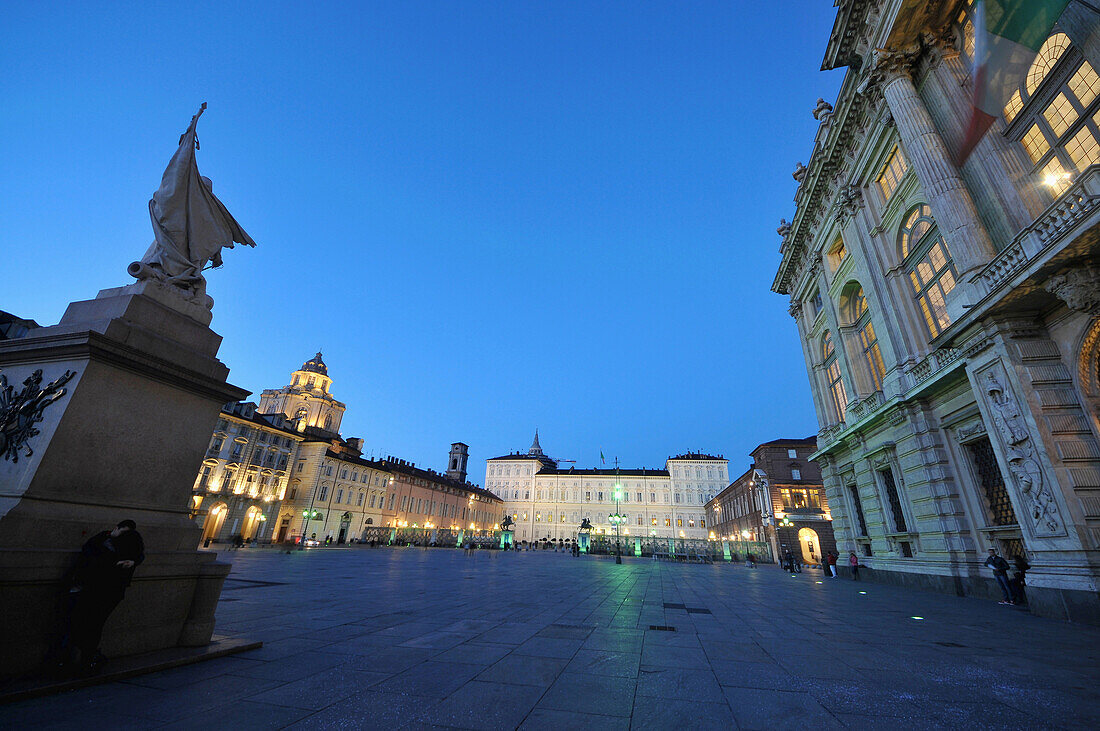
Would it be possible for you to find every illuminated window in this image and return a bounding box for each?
[900,205,957,338]
[677,518,683,527]
[996,30,1100,194]
[827,238,848,272]
[1026,33,1071,96]
[664,518,671,527]
[876,146,909,202]
[822,331,848,422]
[651,516,658,525]
[899,204,935,258]
[841,286,886,391]
[1066,118,1100,171]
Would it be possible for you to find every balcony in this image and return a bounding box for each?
[974,164,1100,302]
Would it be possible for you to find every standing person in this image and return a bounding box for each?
[746,551,755,569]
[848,551,860,580]
[827,551,838,578]
[62,519,145,671]
[984,548,1015,605]
[1011,554,1030,605]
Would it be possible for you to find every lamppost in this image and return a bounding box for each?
[608,511,625,564]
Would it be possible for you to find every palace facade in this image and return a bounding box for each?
[773,1,1100,621]
[192,353,499,544]
[484,434,728,542]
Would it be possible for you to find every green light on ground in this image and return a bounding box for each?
[911,616,924,620]
[859,591,867,595]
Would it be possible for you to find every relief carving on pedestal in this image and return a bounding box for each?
[0,368,76,463]
[982,367,1065,536]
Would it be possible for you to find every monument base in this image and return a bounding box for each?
[0,286,247,677]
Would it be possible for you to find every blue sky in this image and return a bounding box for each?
[3,1,842,478]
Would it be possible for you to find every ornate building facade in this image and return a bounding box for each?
[483,434,727,542]
[193,353,500,545]
[773,1,1100,621]
[192,401,303,545]
[707,437,835,565]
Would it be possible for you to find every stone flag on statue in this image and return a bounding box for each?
[956,0,1070,166]
[131,103,256,307]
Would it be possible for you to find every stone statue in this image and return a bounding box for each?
[129,103,256,310]
[579,518,593,532]
[1007,452,1060,533]
[500,514,515,531]
[792,162,808,183]
[812,98,834,120]
[985,373,1027,446]
[776,219,792,239]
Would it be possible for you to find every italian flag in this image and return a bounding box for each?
[957,0,1070,165]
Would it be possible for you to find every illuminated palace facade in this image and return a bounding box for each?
[193,353,500,544]
[773,1,1100,622]
[484,434,728,542]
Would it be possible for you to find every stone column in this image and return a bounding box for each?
[924,38,1046,232]
[876,50,997,278]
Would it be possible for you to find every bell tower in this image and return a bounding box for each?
[447,442,469,482]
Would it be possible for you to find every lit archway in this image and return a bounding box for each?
[241,506,263,541]
[201,503,228,544]
[798,527,820,564]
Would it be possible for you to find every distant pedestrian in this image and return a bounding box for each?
[59,519,145,672]
[848,551,860,580]
[984,548,1014,605]
[746,552,755,568]
[827,551,838,578]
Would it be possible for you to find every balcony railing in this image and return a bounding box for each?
[976,164,1100,299]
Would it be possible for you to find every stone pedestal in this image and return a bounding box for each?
[0,282,248,676]
[499,530,513,549]
[578,533,590,554]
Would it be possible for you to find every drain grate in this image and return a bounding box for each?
[649,625,677,631]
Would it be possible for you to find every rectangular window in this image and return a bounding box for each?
[318,485,328,501]
[650,492,656,502]
[535,512,540,522]
[876,145,908,201]
[369,494,376,508]
[792,469,801,481]
[664,518,671,527]
[560,513,565,523]
[357,493,364,506]
[880,468,908,533]
[966,437,1018,527]
[700,518,705,529]
[586,491,591,501]
[289,487,297,500]
[651,517,658,525]
[335,489,343,503]
[637,515,643,525]
[674,493,681,504]
[677,518,683,527]
[637,492,643,502]
[787,449,797,459]
[401,495,408,510]
[388,494,395,510]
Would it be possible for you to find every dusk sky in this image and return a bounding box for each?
[4,2,843,478]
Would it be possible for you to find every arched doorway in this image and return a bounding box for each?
[201,503,228,545]
[241,506,263,541]
[798,527,820,564]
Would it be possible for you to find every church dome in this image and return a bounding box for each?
[300,351,328,376]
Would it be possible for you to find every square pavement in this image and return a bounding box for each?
[5,547,1099,729]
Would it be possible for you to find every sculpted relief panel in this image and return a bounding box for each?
[977,363,1066,538]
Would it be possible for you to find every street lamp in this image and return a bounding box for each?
[608,511,626,564]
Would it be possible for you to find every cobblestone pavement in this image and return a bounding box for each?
[4,547,1099,730]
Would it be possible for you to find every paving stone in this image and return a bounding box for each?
[630,696,737,730]
[476,653,569,687]
[519,707,631,730]
[722,686,843,730]
[636,665,723,701]
[538,672,637,717]
[420,679,544,730]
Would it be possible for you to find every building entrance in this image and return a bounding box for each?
[798,527,820,564]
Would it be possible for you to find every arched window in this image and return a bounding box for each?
[995,31,1100,195]
[822,331,848,421]
[324,414,333,431]
[840,285,885,391]
[900,205,958,338]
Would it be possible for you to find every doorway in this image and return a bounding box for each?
[201,503,228,544]
[798,527,820,564]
